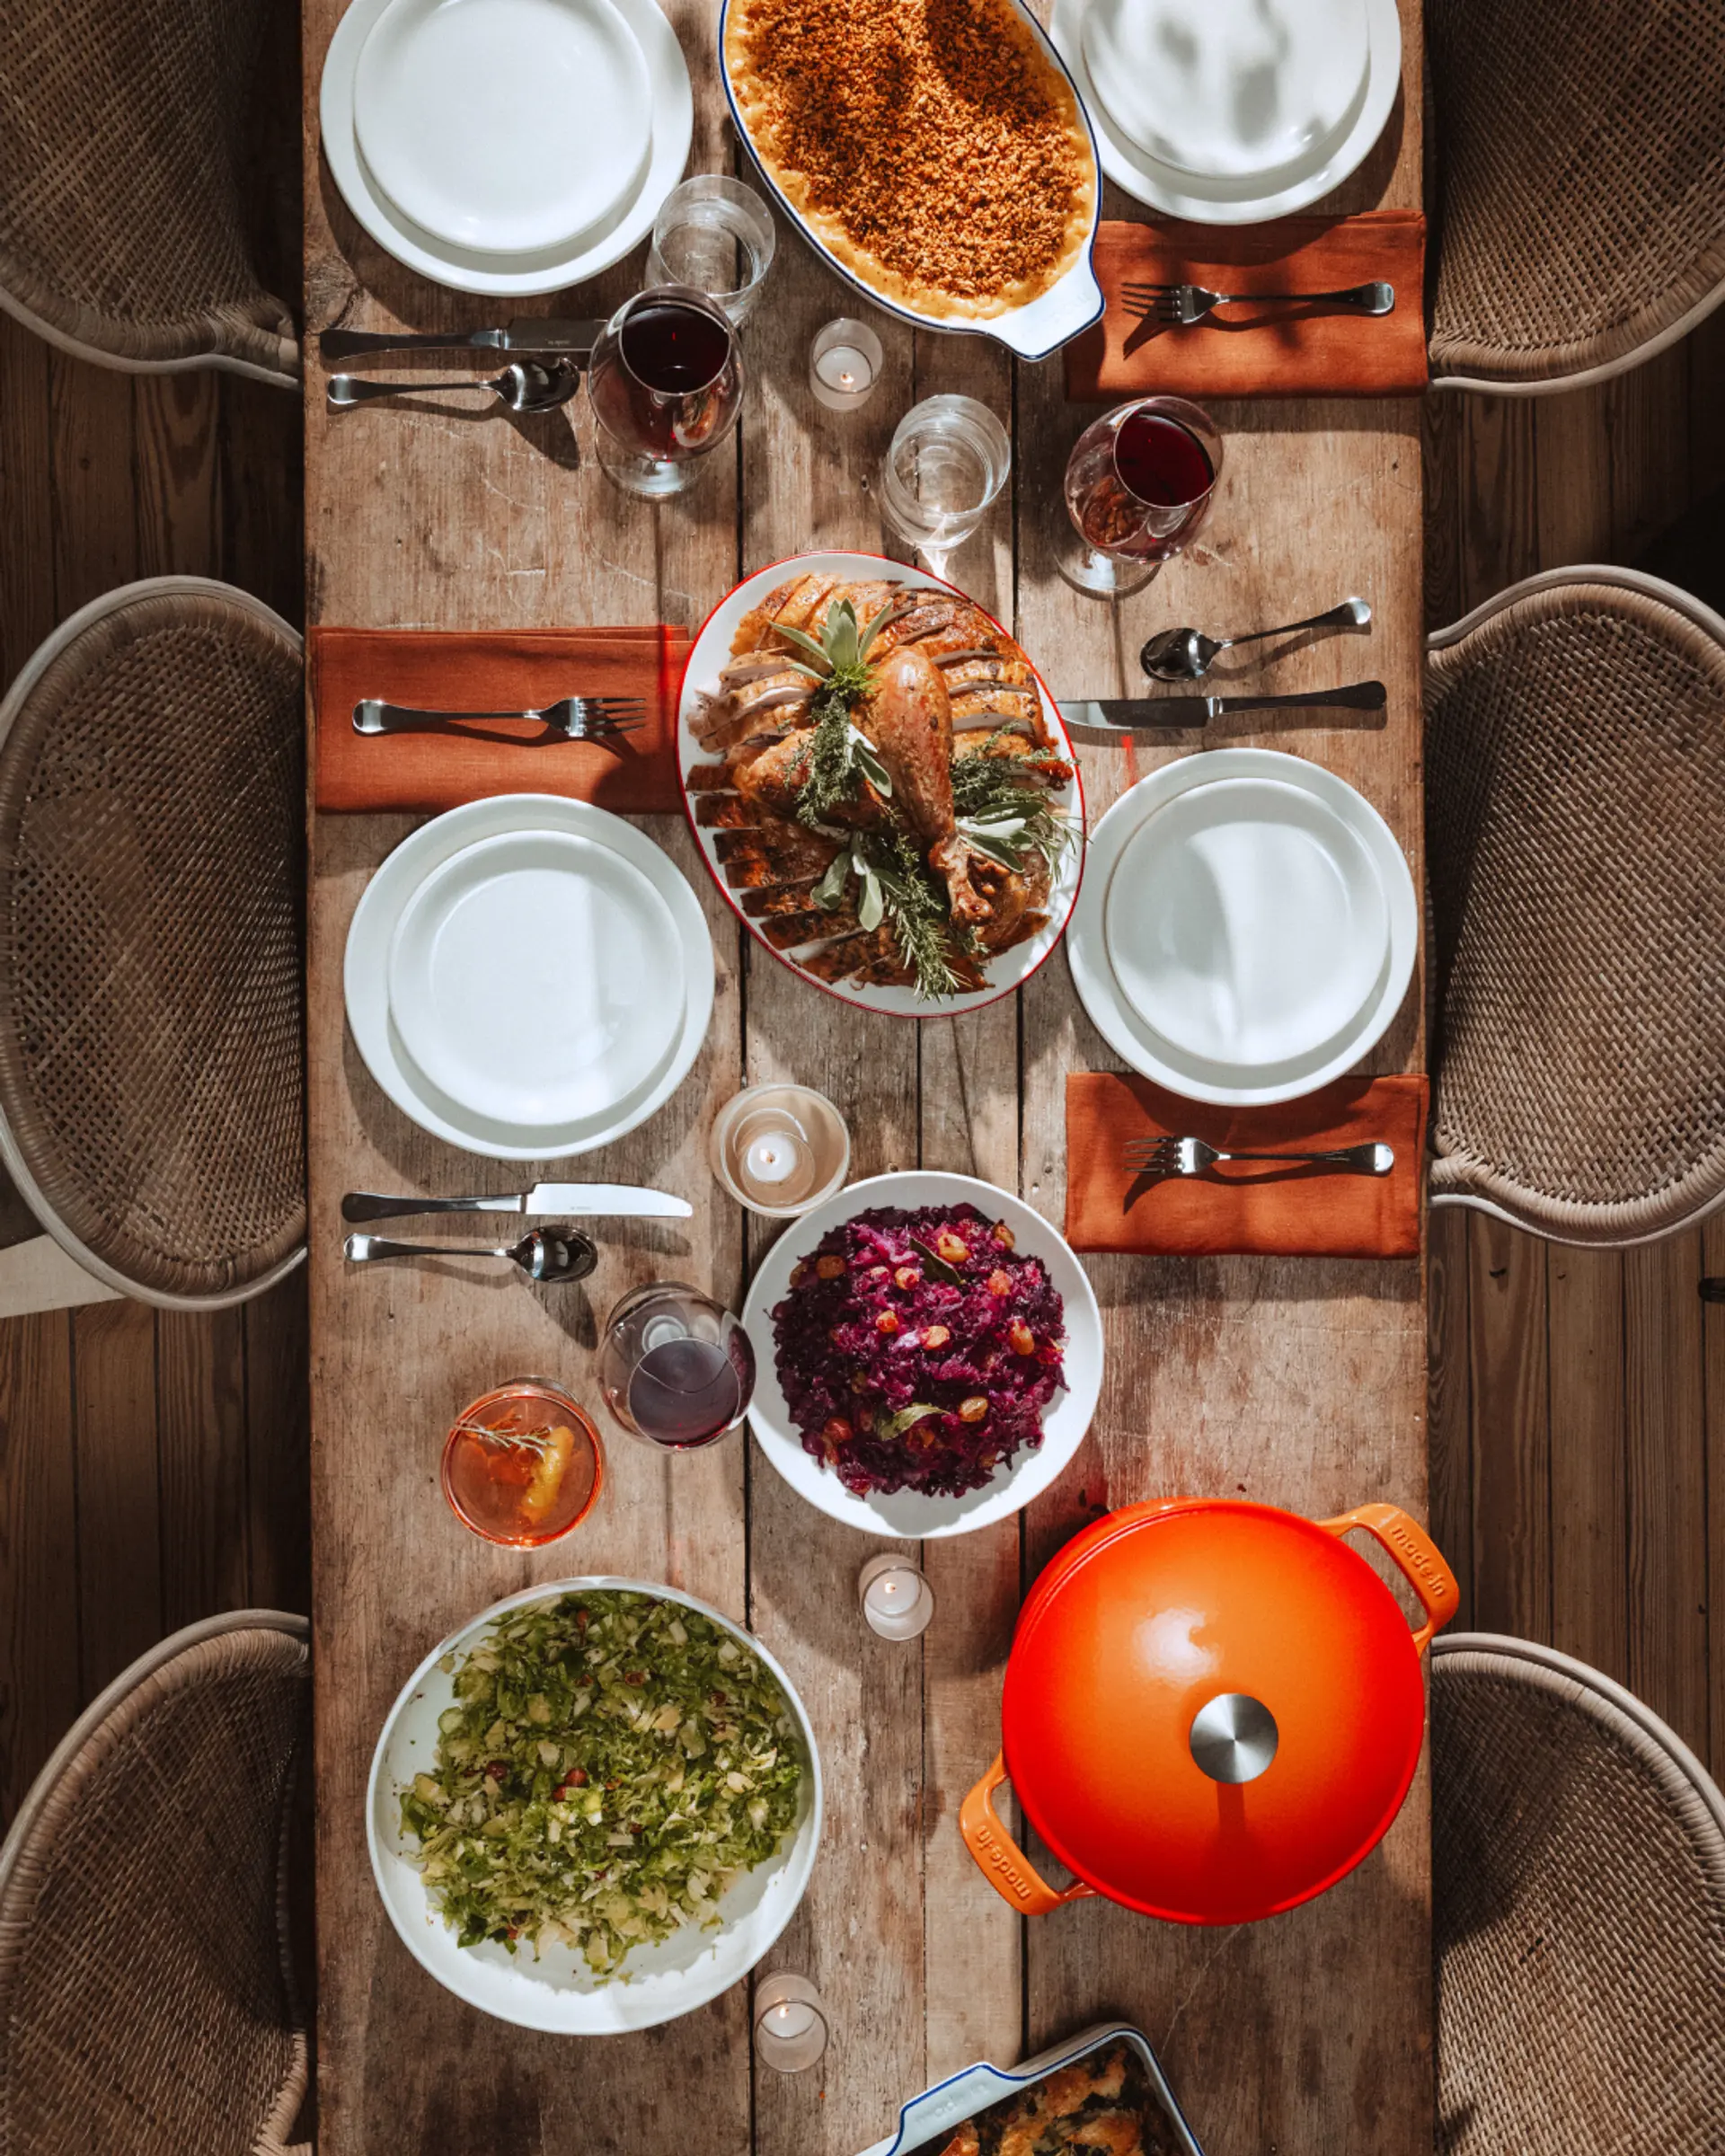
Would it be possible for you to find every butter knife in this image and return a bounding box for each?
[341,1183,691,1224]
[1058,681,1387,733]
[318,317,605,363]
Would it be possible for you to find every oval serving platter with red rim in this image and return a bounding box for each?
[676,552,1085,1018]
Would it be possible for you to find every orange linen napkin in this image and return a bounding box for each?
[1066,1072,1428,1258]
[1064,212,1428,402]
[311,625,692,815]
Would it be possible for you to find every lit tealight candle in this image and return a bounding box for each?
[859,1551,935,1641]
[809,319,883,411]
[743,1126,805,1190]
[753,1972,829,2072]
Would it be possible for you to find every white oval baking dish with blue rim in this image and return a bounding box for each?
[717,0,1104,362]
[855,2021,1207,2156]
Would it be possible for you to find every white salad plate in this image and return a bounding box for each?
[352,0,653,257]
[1102,776,1389,1069]
[345,794,713,1160]
[740,1171,1104,1542]
[1068,750,1417,1107]
[1051,0,1401,224]
[367,1578,823,2034]
[677,552,1085,1022]
[320,0,691,296]
[385,827,686,1130]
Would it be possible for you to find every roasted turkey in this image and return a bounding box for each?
[687,572,1074,994]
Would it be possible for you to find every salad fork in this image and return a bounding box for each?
[1127,1136,1394,1178]
[352,696,647,739]
[1125,280,1395,327]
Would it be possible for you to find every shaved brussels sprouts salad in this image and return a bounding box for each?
[397,1591,804,1975]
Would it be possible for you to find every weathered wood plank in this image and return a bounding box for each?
[69,1303,163,1697]
[1464,1215,1550,1640]
[0,1312,75,1825]
[157,1307,251,1628]
[244,1273,314,1613]
[1427,1206,1473,1624]
[1547,1249,1628,1681]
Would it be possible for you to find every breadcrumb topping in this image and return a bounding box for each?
[727,0,1091,312]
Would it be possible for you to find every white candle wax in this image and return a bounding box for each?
[815,345,871,393]
[860,1557,934,1640]
[767,2001,817,2041]
[743,1127,801,1188]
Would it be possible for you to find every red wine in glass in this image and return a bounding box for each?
[1060,394,1223,596]
[626,1334,752,1450]
[587,287,744,490]
[598,1282,756,1451]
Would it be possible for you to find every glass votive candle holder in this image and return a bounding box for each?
[809,319,883,411]
[709,1083,851,1217]
[858,1552,935,1640]
[441,1378,604,1546]
[645,174,776,324]
[753,1972,830,2072]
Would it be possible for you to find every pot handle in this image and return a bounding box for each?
[960,1751,1094,1916]
[1317,1502,1461,1654]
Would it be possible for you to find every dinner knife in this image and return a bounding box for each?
[341,1183,692,1224]
[1058,681,1387,732]
[317,317,605,363]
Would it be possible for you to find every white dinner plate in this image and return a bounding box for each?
[1081,0,1369,181]
[385,828,685,1130]
[740,1171,1104,1542]
[677,552,1085,1021]
[345,795,714,1160]
[320,0,691,296]
[353,0,651,256]
[367,1578,822,2032]
[1051,0,1401,224]
[1102,776,1388,1069]
[1068,750,1417,1107]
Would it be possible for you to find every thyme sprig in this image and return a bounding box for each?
[779,600,895,825]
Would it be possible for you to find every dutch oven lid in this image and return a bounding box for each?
[1001,1500,1453,1924]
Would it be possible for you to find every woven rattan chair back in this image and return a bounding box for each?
[0,1612,312,2156]
[0,0,297,383]
[1425,568,1725,1245]
[0,578,306,1306]
[1427,0,1725,393]
[1432,1635,1725,2154]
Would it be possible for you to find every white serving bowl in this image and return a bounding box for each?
[741,1171,1103,1540]
[367,1577,823,2033]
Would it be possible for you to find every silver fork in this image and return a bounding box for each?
[352,696,648,738]
[1124,280,1394,327]
[1126,1136,1394,1178]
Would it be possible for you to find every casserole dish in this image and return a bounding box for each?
[856,2020,1205,2156]
[717,0,1104,360]
[962,1498,1459,1925]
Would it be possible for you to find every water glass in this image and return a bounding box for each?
[879,394,1011,570]
[645,175,776,325]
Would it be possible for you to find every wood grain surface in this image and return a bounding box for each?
[300,1,1431,2148]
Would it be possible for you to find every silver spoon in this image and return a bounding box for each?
[343,1229,597,1283]
[1141,596,1372,682]
[325,359,581,413]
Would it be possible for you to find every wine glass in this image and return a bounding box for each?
[597,1282,756,1449]
[585,285,745,499]
[1057,395,1223,598]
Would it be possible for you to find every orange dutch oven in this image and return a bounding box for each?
[961,1498,1460,1926]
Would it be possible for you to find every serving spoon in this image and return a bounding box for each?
[325,359,581,413]
[1141,596,1372,682]
[343,1229,597,1283]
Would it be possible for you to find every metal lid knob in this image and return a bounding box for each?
[1190,1692,1279,1783]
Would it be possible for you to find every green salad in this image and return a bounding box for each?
[398,1590,804,1975]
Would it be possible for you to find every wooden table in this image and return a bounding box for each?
[301,1,1429,2144]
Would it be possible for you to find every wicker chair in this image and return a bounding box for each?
[0,1611,312,2156]
[0,0,298,383]
[1432,1634,1725,2153]
[1425,567,1725,1245]
[1427,0,1725,393]
[0,578,307,1308]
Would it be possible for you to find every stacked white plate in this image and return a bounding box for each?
[1067,749,1417,1106]
[344,796,714,1159]
[320,0,692,295]
[1050,0,1401,222]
